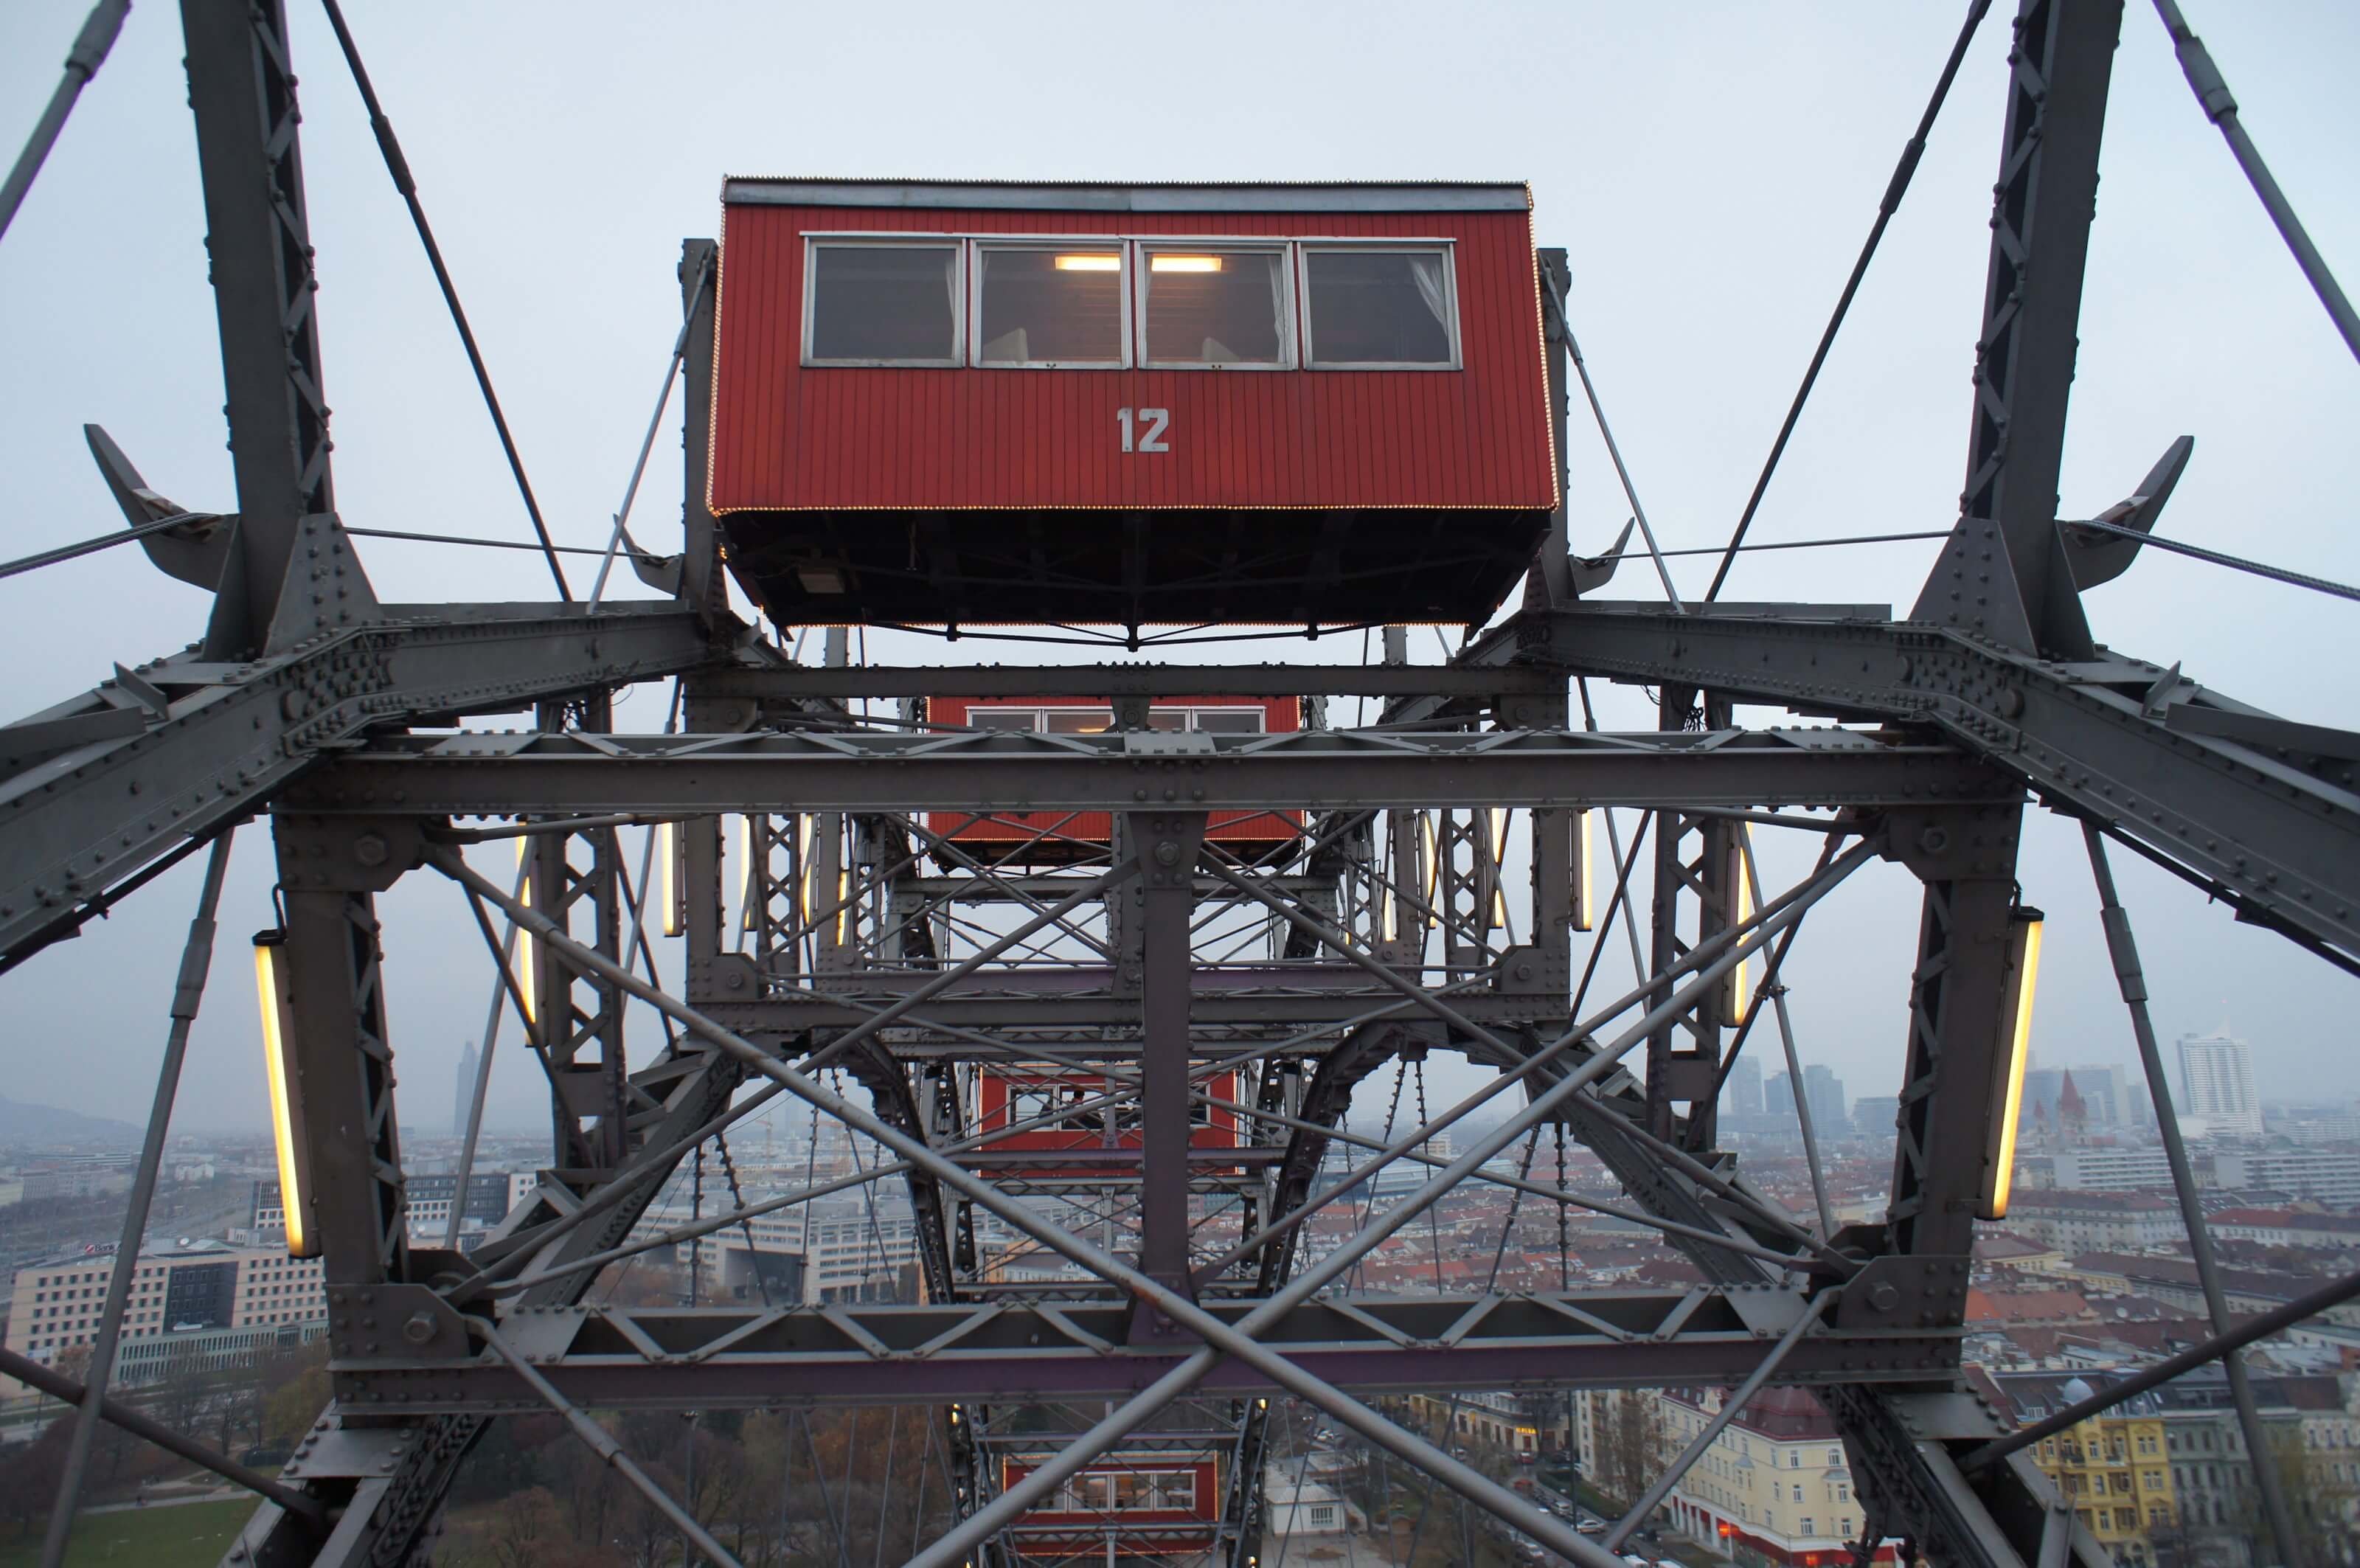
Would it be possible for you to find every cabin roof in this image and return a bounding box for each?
[722,176,1532,214]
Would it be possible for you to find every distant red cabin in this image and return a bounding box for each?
[708,178,1558,628]
[999,1452,1221,1558]
[976,1066,1241,1181]
[926,695,1303,864]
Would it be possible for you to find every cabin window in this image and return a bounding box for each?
[1300,245,1459,368]
[1148,706,1267,734]
[1139,245,1294,368]
[802,241,962,366]
[973,704,1265,733]
[1041,707,1116,735]
[974,243,1129,367]
[967,708,1037,732]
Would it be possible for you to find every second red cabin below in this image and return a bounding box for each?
[976,1066,1242,1180]
[927,695,1303,865]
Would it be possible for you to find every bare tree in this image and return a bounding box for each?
[490,1485,563,1568]
[1590,1390,1668,1507]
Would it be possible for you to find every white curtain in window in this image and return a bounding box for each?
[944,246,959,319]
[1408,252,1450,329]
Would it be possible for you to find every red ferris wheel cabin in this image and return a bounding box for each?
[707,178,1558,628]
[974,1065,1243,1182]
[997,1451,1221,1558]
[925,694,1303,864]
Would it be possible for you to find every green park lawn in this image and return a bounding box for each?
[0,1499,253,1567]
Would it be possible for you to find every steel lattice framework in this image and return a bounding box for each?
[4,3,2358,1567]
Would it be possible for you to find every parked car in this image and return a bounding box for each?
[1577,1518,1607,1536]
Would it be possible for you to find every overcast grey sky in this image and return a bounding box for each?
[1,2,2354,1139]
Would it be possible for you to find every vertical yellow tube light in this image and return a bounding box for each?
[1486,808,1510,929]
[513,839,538,1027]
[737,814,757,933]
[799,814,816,925]
[251,931,319,1258]
[1572,808,1595,933]
[1978,905,2045,1221]
[1727,839,1757,1024]
[659,822,683,938]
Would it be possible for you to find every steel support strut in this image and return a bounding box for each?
[41,833,236,1567]
[2083,824,2302,1566]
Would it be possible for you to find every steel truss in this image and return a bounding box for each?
[7,3,2359,1567]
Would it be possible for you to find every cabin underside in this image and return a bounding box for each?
[719,504,1552,628]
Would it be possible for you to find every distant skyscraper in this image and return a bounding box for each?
[2020,1067,2064,1131]
[1729,1056,1763,1118]
[2066,1064,2128,1125]
[1765,1071,1795,1118]
[1802,1065,1847,1138]
[1852,1096,1899,1140]
[2176,1031,2261,1138]
[454,1039,479,1138]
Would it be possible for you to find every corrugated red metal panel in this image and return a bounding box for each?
[709,202,1554,514]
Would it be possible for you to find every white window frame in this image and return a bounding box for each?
[1296,239,1462,371]
[1134,239,1298,371]
[1148,704,1268,733]
[799,235,966,369]
[970,237,1133,370]
[794,231,1475,374]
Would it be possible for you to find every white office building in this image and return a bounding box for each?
[2050,1146,2173,1192]
[2176,1033,2261,1139]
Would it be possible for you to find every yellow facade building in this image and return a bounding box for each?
[1992,1372,2176,1565]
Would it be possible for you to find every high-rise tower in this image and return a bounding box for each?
[2176,1030,2261,1138]
[454,1039,479,1139]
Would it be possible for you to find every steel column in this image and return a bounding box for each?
[1909,0,2125,656]
[1130,811,1207,1311]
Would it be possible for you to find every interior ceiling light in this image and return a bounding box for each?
[1150,254,1224,273]
[1053,254,1121,271]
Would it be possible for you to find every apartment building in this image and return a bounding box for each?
[2210,1207,2360,1251]
[2154,1369,2360,1567]
[1578,1387,1900,1567]
[1985,1371,2176,1567]
[2211,1150,2360,1207]
[2007,1190,2181,1252]
[622,1196,924,1304]
[1405,1389,1565,1454]
[4,1238,325,1394]
[253,1171,536,1247]
[2049,1146,2174,1192]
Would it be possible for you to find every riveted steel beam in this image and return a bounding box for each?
[285,726,2010,816]
[695,662,1571,702]
[0,603,711,971]
[1525,604,2360,964]
[324,1288,1954,1413]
